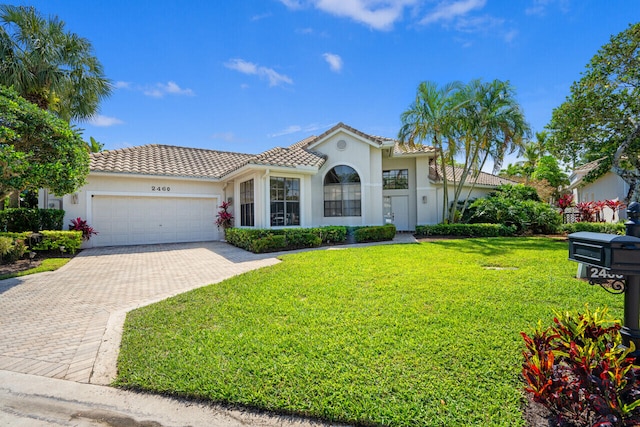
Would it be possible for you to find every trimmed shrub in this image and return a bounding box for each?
[39,209,65,230]
[415,223,517,237]
[252,235,287,253]
[0,234,28,263]
[30,231,82,254]
[354,224,396,243]
[226,227,346,253]
[561,221,626,235]
[0,208,65,232]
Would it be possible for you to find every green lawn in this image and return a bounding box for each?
[115,238,623,426]
[0,257,70,280]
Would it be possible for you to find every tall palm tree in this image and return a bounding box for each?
[457,80,530,219]
[0,5,111,122]
[398,81,464,222]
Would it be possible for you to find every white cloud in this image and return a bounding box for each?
[113,81,130,89]
[315,0,418,31]
[268,123,331,138]
[251,12,272,21]
[420,0,486,25]
[143,81,194,98]
[322,53,343,72]
[280,0,417,31]
[224,58,293,87]
[88,114,124,127]
[525,0,570,16]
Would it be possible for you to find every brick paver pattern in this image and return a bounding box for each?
[0,242,279,383]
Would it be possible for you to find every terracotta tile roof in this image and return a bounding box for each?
[393,141,438,155]
[429,164,515,187]
[90,142,327,179]
[313,122,398,147]
[90,145,254,179]
[248,145,326,169]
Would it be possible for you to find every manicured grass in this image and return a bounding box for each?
[115,238,623,426]
[0,258,70,280]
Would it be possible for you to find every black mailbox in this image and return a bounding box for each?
[568,232,640,275]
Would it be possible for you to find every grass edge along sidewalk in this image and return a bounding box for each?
[115,238,623,426]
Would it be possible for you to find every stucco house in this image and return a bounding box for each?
[40,123,511,247]
[569,158,629,222]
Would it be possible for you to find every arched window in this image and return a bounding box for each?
[324,165,361,217]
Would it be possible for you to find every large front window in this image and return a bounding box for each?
[324,165,361,217]
[270,177,300,226]
[240,179,254,226]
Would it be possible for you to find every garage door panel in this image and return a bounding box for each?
[91,195,218,247]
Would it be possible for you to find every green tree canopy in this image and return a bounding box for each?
[0,85,89,201]
[399,79,530,223]
[546,23,640,202]
[0,4,111,122]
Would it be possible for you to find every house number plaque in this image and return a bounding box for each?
[587,266,626,295]
[151,186,171,192]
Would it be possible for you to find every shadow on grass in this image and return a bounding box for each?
[426,236,568,257]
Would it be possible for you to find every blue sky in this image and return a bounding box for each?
[19,0,640,166]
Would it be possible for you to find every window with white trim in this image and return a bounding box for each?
[240,179,254,226]
[270,177,300,226]
[323,165,361,217]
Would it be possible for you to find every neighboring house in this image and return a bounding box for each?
[40,123,512,247]
[569,158,629,222]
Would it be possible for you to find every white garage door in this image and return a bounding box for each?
[91,195,220,247]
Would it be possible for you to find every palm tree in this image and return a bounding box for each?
[398,81,464,222]
[452,80,530,220]
[87,136,104,153]
[0,5,111,122]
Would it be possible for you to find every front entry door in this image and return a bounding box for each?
[383,195,409,231]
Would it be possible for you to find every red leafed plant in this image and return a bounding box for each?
[215,200,233,230]
[69,217,98,241]
[557,193,575,212]
[521,306,640,427]
[576,201,597,222]
[606,200,627,222]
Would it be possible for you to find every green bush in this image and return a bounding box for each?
[30,231,82,254]
[491,183,541,202]
[226,227,345,253]
[353,224,396,243]
[0,208,65,232]
[415,223,517,237]
[467,195,562,234]
[312,226,347,244]
[39,209,65,230]
[561,221,626,235]
[0,234,28,263]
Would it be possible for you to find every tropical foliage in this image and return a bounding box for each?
[399,79,530,223]
[546,23,640,203]
[0,85,90,202]
[0,4,111,122]
[521,306,640,426]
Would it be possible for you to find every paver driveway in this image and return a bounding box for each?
[0,242,279,384]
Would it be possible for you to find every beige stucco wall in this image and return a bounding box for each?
[309,131,384,227]
[574,172,628,221]
[41,173,227,243]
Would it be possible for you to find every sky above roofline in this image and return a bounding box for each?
[19,1,640,170]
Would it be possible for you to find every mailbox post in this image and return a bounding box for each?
[568,202,640,355]
[622,202,640,351]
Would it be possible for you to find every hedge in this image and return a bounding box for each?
[0,208,65,232]
[353,224,397,243]
[225,225,395,253]
[560,222,626,235]
[415,223,517,237]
